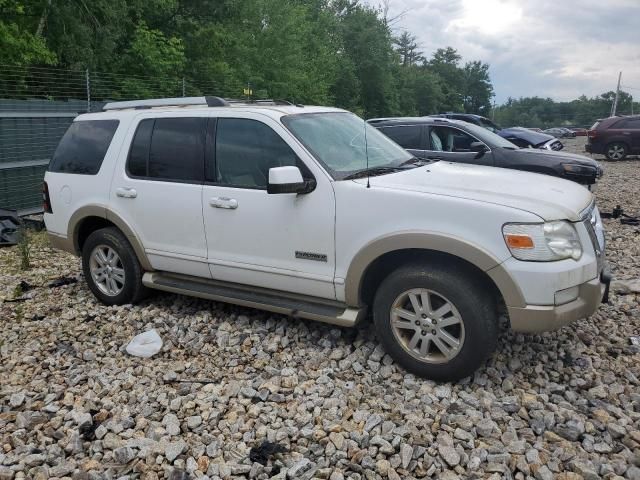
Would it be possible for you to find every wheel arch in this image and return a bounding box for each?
[344,232,526,310]
[68,205,152,270]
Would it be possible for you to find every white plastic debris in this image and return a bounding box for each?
[126,329,163,358]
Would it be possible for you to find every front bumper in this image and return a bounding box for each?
[508,265,611,333]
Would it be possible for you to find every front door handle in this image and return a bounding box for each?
[209,197,238,209]
[116,187,137,198]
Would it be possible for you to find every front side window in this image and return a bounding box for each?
[126,117,205,182]
[282,112,412,179]
[378,125,423,149]
[213,118,301,189]
[49,120,119,174]
[429,126,477,152]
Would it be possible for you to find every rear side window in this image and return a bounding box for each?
[127,118,206,182]
[378,125,422,149]
[614,118,640,129]
[49,120,119,174]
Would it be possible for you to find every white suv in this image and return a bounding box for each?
[43,97,610,381]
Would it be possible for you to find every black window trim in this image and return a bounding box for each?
[48,119,120,175]
[125,116,207,185]
[203,116,315,191]
[426,124,490,153]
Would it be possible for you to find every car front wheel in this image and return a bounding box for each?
[605,142,627,161]
[372,263,498,381]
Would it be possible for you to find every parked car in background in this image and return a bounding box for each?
[527,127,543,132]
[586,115,640,160]
[544,127,576,138]
[369,117,602,186]
[498,127,564,151]
[568,127,588,136]
[431,113,563,151]
[44,97,610,381]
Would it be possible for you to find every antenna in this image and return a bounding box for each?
[364,118,370,188]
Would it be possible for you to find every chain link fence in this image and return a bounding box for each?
[0,64,222,213]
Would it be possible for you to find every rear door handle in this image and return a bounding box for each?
[209,197,238,209]
[116,187,137,198]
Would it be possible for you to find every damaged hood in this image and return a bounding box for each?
[355,161,594,221]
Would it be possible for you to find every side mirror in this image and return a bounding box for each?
[470,141,488,153]
[267,166,316,194]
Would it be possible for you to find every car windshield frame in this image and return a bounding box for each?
[456,122,519,149]
[282,112,414,180]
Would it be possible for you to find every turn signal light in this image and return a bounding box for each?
[504,234,534,249]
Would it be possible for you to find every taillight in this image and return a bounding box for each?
[587,130,597,139]
[43,182,52,213]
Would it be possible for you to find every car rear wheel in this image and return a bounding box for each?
[605,142,627,161]
[82,227,148,305]
[372,263,498,381]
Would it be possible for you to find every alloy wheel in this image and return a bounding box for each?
[390,288,465,364]
[89,245,125,296]
[607,144,626,160]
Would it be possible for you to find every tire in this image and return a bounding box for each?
[605,142,628,161]
[372,263,498,381]
[81,227,148,305]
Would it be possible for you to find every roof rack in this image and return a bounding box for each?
[103,96,295,111]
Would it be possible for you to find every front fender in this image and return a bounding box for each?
[343,231,526,308]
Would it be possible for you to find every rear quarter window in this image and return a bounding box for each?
[49,120,119,175]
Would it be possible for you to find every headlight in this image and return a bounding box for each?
[503,221,582,261]
[562,163,596,176]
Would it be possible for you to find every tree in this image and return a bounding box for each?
[428,47,464,111]
[394,31,423,67]
[0,0,55,65]
[462,60,493,115]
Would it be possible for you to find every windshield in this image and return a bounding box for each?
[282,112,413,179]
[460,122,519,149]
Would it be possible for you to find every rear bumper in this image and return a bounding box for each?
[508,266,611,333]
[585,143,603,154]
[47,232,76,255]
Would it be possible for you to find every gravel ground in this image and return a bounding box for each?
[1,143,639,480]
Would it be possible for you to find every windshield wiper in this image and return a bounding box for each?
[342,166,408,180]
[399,157,434,167]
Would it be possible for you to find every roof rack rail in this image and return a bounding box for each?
[103,96,296,111]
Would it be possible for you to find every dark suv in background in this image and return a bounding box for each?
[369,117,602,187]
[586,115,640,160]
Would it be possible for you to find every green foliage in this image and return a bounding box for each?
[0,0,56,65]
[4,0,498,117]
[494,92,640,129]
[17,226,31,271]
[462,61,493,115]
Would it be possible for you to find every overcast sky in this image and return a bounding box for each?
[363,0,640,104]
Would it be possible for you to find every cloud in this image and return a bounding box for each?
[363,0,640,103]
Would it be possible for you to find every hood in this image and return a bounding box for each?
[505,148,601,168]
[498,127,555,146]
[355,161,593,221]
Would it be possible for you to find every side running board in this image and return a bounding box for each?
[142,272,364,327]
